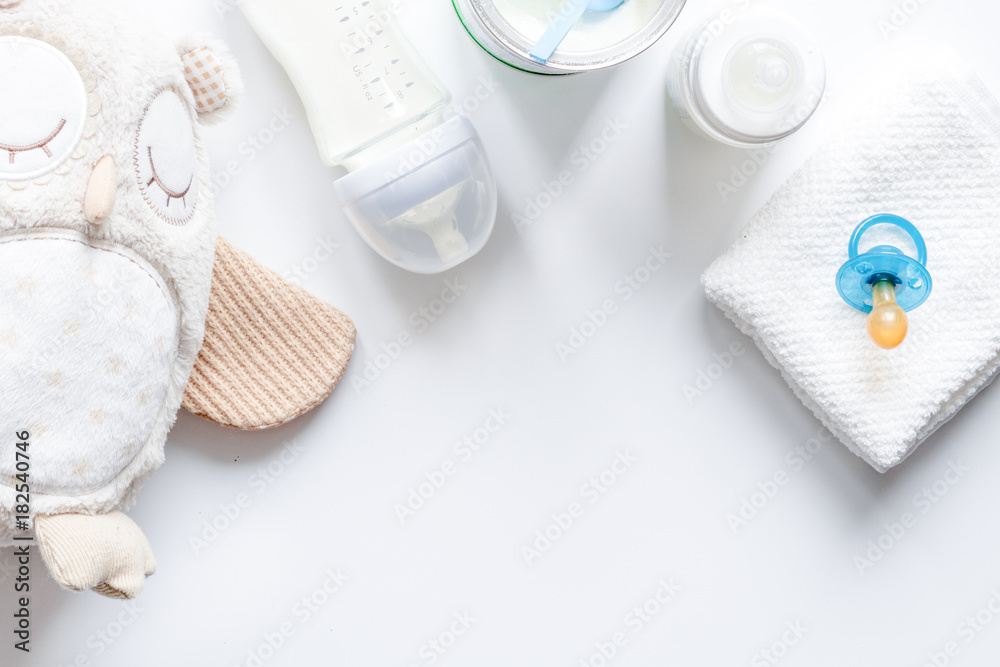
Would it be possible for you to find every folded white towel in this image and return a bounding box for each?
[702,46,1000,472]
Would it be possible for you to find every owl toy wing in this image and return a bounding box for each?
[181,236,356,429]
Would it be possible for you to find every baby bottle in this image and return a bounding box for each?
[241,0,497,274]
[667,6,826,147]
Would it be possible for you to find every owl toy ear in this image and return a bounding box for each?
[177,35,243,124]
[182,236,356,430]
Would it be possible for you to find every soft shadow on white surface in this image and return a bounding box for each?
[6,1,1000,666]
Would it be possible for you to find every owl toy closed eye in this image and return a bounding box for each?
[0,0,356,599]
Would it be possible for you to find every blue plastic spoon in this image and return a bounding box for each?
[529,0,625,64]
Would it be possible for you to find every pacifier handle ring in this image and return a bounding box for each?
[847,214,927,265]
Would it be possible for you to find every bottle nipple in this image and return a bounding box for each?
[759,55,791,88]
[836,215,931,351]
[866,280,908,349]
[387,183,470,263]
[725,39,798,111]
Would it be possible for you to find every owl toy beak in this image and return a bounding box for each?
[84,155,116,225]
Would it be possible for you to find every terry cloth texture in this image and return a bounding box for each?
[182,236,357,430]
[702,46,1000,472]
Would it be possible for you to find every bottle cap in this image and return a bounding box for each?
[690,7,826,144]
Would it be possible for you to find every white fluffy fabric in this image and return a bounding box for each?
[0,231,179,496]
[703,47,1000,472]
[0,0,233,545]
[0,36,88,180]
[136,89,201,223]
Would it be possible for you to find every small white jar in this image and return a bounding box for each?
[667,6,826,147]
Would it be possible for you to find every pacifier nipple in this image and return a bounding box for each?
[866,280,908,349]
[835,214,933,351]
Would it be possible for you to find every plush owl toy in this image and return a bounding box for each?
[0,0,356,599]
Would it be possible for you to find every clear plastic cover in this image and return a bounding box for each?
[341,134,497,274]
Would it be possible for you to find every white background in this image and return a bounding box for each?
[5,0,1000,665]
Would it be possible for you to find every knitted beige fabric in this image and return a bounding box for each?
[35,511,156,599]
[182,236,356,429]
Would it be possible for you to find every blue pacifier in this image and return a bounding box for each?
[836,214,933,349]
[529,0,626,64]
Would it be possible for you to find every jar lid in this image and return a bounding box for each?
[461,0,687,73]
